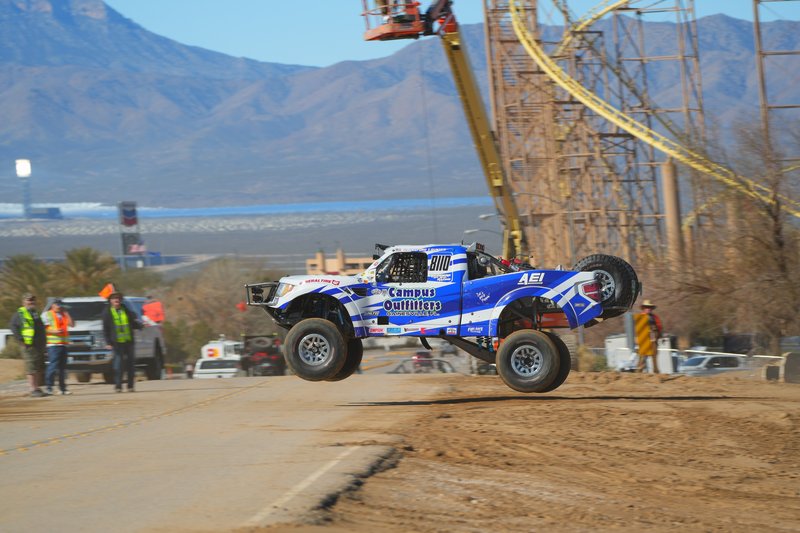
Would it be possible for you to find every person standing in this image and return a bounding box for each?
[636,299,663,373]
[102,291,142,392]
[9,293,48,397]
[42,299,74,395]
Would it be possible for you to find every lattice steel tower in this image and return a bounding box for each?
[483,1,707,267]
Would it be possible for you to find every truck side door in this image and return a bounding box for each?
[372,251,461,334]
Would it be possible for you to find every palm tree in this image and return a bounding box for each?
[50,248,120,295]
[0,255,51,320]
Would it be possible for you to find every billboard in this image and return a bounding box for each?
[121,232,146,255]
[118,201,138,226]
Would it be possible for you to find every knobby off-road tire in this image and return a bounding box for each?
[573,254,640,319]
[284,318,347,381]
[326,338,364,382]
[496,329,560,393]
[541,331,572,393]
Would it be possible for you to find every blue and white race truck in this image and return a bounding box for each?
[245,243,640,393]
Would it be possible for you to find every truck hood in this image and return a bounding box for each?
[71,319,103,331]
[279,275,355,288]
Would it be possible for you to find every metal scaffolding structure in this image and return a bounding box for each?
[483,0,709,266]
[753,0,800,164]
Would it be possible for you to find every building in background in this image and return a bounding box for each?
[305,249,373,275]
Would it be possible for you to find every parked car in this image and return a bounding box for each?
[193,358,243,379]
[679,354,745,376]
[251,352,287,376]
[241,334,286,376]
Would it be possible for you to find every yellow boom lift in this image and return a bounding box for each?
[361,0,528,259]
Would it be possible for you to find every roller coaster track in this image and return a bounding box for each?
[552,0,689,141]
[508,0,800,219]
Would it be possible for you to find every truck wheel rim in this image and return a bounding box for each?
[594,269,615,300]
[298,334,330,366]
[510,345,544,377]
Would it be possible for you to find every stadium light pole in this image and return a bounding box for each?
[15,159,31,219]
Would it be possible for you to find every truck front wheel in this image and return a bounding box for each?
[284,318,347,381]
[326,338,364,382]
[496,330,560,393]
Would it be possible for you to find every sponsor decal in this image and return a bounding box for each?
[429,255,452,272]
[518,272,545,285]
[383,287,442,316]
[388,288,436,298]
[403,327,419,332]
[370,288,383,296]
[363,310,380,317]
[476,291,490,303]
[467,326,483,334]
[302,278,341,286]
[446,327,457,335]
[432,273,453,282]
[368,327,384,335]
[386,327,402,334]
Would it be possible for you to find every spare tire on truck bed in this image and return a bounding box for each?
[573,254,640,320]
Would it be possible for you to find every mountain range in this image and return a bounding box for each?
[0,0,798,208]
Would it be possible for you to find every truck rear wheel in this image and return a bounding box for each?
[326,338,364,382]
[496,330,560,393]
[284,318,347,381]
[573,254,640,319]
[541,332,571,393]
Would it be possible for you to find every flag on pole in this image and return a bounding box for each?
[98,283,116,299]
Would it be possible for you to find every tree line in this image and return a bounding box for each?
[0,248,281,364]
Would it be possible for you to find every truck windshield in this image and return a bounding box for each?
[61,302,108,321]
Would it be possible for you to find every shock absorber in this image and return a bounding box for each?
[476,336,495,352]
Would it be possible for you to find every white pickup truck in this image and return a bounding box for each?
[46,296,167,383]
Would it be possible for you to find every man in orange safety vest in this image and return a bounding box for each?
[42,299,74,395]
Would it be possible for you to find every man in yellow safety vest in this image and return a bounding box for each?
[102,290,143,393]
[42,299,74,395]
[9,293,48,397]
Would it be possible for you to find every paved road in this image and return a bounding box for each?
[0,373,456,532]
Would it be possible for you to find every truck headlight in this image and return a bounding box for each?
[273,282,295,301]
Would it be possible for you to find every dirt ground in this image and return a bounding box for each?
[261,372,800,533]
[0,359,24,383]
[3,360,797,532]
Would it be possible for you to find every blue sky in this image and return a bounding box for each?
[103,1,800,67]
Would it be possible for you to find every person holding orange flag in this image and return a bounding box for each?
[42,299,74,395]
